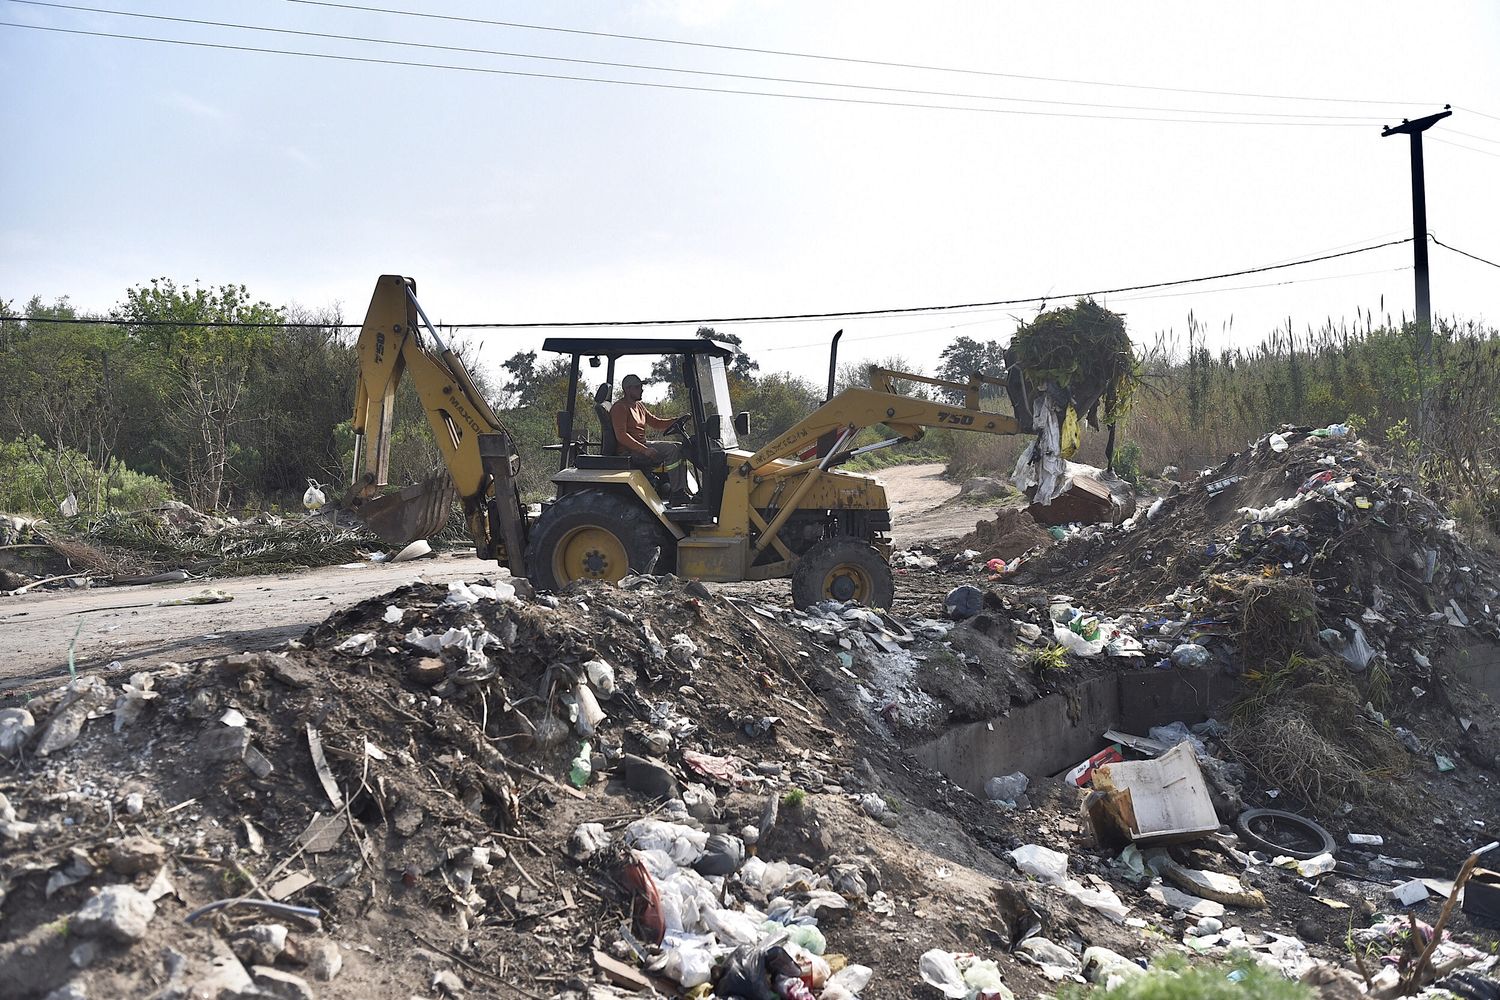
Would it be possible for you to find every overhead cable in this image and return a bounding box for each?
[760,265,1416,352]
[281,0,1434,108]
[1432,237,1500,270]
[0,21,1388,127]
[1,1,1395,120]
[8,238,1415,330]
[1431,137,1500,160]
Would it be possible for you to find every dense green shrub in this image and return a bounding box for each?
[0,436,173,516]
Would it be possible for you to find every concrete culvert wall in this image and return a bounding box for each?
[912,667,1240,795]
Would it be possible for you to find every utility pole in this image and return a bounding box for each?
[1381,106,1451,333]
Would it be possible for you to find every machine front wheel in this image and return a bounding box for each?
[525,491,672,592]
[791,538,894,610]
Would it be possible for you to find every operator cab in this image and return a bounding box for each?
[542,337,750,523]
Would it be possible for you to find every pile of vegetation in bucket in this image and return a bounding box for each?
[1008,298,1141,427]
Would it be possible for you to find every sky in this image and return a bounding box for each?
[3,0,1498,390]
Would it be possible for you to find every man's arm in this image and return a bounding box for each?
[611,402,654,457]
[642,407,676,431]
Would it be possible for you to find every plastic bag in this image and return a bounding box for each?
[565,822,609,860]
[1009,845,1068,885]
[962,958,1009,997]
[1064,879,1129,922]
[984,772,1029,803]
[1169,643,1210,668]
[700,904,762,947]
[653,934,715,987]
[624,819,708,866]
[334,633,376,657]
[1052,621,1105,657]
[403,628,443,655]
[1147,721,1207,757]
[444,579,515,606]
[1338,618,1375,671]
[918,950,969,999]
[828,965,874,993]
[575,683,605,736]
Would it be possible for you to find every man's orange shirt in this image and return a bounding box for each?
[611,400,674,456]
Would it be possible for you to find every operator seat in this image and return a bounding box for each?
[595,383,619,456]
[574,383,633,470]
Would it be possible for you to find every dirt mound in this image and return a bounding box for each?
[0,574,872,998]
[953,508,1054,564]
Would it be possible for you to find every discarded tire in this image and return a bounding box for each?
[1235,808,1336,861]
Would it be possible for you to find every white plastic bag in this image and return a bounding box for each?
[335,633,376,656]
[918,950,969,999]
[1009,844,1068,885]
[624,819,707,866]
[1052,621,1105,657]
[575,683,605,736]
[444,579,515,606]
[653,934,715,987]
[699,905,762,946]
[403,628,443,655]
[1064,879,1129,922]
[828,965,874,993]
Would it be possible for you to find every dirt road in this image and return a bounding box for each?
[0,553,487,691]
[879,461,967,547]
[1,462,969,691]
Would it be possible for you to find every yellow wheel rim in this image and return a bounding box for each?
[822,562,873,603]
[553,526,628,584]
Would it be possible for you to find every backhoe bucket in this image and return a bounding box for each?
[352,472,458,546]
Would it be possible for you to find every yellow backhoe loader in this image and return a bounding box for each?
[344,275,1089,608]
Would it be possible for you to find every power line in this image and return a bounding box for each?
[761,265,1416,353]
[1431,137,1500,160]
[0,20,1386,128]
[1456,105,1500,123]
[1432,237,1500,270]
[2,1,1393,121]
[1447,128,1500,146]
[282,0,1434,109]
[7,238,1415,330]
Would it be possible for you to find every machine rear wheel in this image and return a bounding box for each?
[791,538,894,610]
[525,491,672,593]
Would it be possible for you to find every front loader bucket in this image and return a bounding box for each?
[352,472,458,546]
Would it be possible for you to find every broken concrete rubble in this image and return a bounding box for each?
[71,884,156,943]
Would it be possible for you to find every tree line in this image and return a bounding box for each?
[3,280,1493,540]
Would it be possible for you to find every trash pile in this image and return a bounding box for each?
[1,570,955,999]
[920,426,1500,820]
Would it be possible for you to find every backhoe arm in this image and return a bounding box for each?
[346,275,527,571]
[746,367,1019,471]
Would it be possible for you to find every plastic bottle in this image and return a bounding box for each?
[569,741,593,787]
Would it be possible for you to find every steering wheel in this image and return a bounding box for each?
[668,414,692,440]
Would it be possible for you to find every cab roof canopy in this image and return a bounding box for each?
[542,337,734,360]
